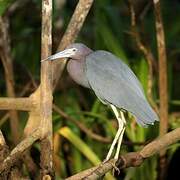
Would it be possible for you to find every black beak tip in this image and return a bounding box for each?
[41,58,49,62]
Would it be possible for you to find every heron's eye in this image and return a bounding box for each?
[72,48,77,52]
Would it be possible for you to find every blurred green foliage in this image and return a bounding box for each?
[0,0,180,179]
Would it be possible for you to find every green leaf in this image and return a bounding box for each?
[59,126,101,165]
[59,127,115,180]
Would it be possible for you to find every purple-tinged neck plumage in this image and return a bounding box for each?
[66,43,93,88]
[41,43,93,88]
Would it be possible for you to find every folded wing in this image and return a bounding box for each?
[85,50,159,126]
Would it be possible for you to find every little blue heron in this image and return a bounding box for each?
[42,43,158,161]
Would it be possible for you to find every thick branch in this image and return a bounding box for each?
[0,131,10,178]
[0,131,9,162]
[24,0,94,137]
[140,128,180,158]
[40,0,54,178]
[40,0,53,137]
[0,129,40,174]
[0,82,32,127]
[0,131,25,179]
[66,128,180,179]
[0,98,34,111]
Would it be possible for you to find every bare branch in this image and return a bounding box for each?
[0,131,26,179]
[40,0,54,177]
[0,82,32,127]
[66,128,180,179]
[0,131,9,178]
[0,16,20,144]
[153,0,168,138]
[140,128,180,158]
[128,0,159,113]
[0,131,9,162]
[0,98,34,111]
[153,0,168,178]
[0,129,40,174]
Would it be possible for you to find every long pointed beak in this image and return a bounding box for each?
[41,48,76,62]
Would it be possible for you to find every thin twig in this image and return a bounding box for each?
[0,17,20,144]
[128,0,159,114]
[153,0,168,179]
[54,104,148,146]
[153,0,168,139]
[53,133,61,177]
[53,104,111,143]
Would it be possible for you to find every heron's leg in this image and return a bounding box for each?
[114,111,126,160]
[105,105,124,161]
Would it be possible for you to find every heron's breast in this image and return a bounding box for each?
[67,60,90,88]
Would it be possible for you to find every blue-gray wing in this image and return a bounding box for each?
[85,50,159,126]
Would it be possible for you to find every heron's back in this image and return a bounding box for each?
[85,50,159,126]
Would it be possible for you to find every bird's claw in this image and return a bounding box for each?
[102,159,120,175]
[111,161,120,175]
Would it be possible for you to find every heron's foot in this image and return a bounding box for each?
[111,160,120,175]
[102,158,120,175]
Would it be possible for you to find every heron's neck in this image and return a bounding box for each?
[67,59,90,88]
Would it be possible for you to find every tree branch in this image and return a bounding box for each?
[66,128,180,179]
[153,0,168,179]
[40,0,54,178]
[128,0,159,113]
[0,128,40,174]
[0,82,32,127]
[0,16,20,144]
[0,98,34,111]
[0,0,94,176]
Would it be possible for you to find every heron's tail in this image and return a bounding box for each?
[132,102,159,127]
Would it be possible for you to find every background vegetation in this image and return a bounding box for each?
[0,0,180,179]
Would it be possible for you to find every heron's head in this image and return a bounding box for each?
[41,43,92,62]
